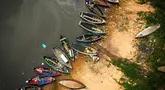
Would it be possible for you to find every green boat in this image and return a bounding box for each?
[43,56,69,74]
[60,35,75,61]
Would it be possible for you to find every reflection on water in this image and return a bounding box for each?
[55,0,82,15]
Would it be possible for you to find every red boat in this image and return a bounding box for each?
[27,76,55,86]
[34,66,61,77]
[92,0,109,7]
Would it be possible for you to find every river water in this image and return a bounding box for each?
[0,0,88,89]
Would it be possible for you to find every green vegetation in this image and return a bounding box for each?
[112,0,165,90]
[112,59,165,90]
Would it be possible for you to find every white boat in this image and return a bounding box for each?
[136,24,160,38]
[158,66,165,73]
[107,0,119,4]
[52,47,72,69]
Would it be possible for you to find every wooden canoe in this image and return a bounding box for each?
[107,0,119,4]
[79,21,106,35]
[43,56,69,74]
[158,66,165,73]
[34,66,61,77]
[60,35,75,61]
[92,0,110,7]
[76,33,102,43]
[59,79,86,89]
[136,24,160,38]
[72,43,97,55]
[80,12,106,24]
[52,47,72,69]
[86,3,106,18]
[27,76,55,86]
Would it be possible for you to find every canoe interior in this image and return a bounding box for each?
[59,79,86,89]
[28,76,55,86]
[34,66,60,76]
[43,56,69,73]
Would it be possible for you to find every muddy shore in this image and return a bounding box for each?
[43,0,154,90]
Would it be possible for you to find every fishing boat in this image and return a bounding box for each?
[158,66,165,73]
[76,33,102,43]
[60,35,75,61]
[80,12,106,24]
[86,2,106,18]
[52,47,72,69]
[79,21,106,35]
[17,86,41,90]
[92,0,109,7]
[107,0,119,4]
[136,24,160,38]
[59,79,86,89]
[34,66,61,77]
[72,43,97,55]
[43,56,69,74]
[27,76,55,86]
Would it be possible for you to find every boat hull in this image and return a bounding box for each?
[52,47,72,69]
[34,66,61,77]
[27,76,55,86]
[43,56,69,74]
[136,24,160,38]
[59,79,86,89]
[86,3,106,18]
[107,0,119,4]
[79,21,106,35]
[60,35,75,61]
[80,12,106,24]
[72,44,97,55]
[93,0,110,7]
[76,33,102,43]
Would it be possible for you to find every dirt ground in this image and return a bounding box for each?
[43,0,154,90]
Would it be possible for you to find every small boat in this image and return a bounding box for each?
[34,66,61,77]
[76,33,102,43]
[59,79,86,89]
[158,66,165,73]
[72,43,97,55]
[27,76,55,86]
[86,2,106,18]
[80,12,106,24]
[43,56,69,74]
[107,0,119,4]
[17,86,41,90]
[79,21,106,35]
[93,0,110,7]
[136,24,160,38]
[60,35,75,61]
[52,47,72,69]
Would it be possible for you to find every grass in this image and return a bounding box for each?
[111,0,165,89]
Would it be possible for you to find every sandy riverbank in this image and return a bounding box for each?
[44,0,154,90]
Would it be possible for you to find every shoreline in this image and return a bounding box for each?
[44,0,155,90]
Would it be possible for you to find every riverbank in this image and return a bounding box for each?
[43,0,157,90]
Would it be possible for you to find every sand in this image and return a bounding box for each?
[44,0,154,90]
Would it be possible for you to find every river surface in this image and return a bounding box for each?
[0,0,88,89]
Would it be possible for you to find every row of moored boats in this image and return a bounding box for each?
[17,0,120,90]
